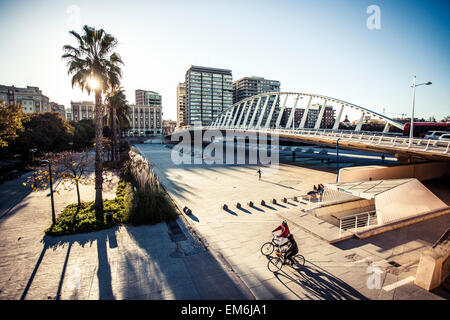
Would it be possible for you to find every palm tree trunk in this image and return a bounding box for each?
[110,106,114,161]
[112,106,118,161]
[94,89,104,215]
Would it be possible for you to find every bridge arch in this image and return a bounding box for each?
[210,92,405,132]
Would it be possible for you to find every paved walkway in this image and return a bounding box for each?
[138,143,449,300]
[0,170,251,300]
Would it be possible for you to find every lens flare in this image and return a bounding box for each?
[87,77,99,90]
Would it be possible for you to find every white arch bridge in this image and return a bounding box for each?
[178,92,450,162]
[211,91,404,133]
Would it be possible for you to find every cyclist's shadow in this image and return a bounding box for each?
[268,257,368,300]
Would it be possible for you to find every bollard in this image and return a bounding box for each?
[248,201,254,207]
[272,199,277,204]
[236,203,241,209]
[223,204,228,210]
[283,197,287,203]
[261,200,266,206]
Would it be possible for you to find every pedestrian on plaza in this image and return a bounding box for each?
[257,168,262,181]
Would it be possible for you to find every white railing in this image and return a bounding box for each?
[204,126,450,155]
[333,210,377,238]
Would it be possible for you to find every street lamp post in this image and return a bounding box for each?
[29,148,37,188]
[40,160,56,225]
[336,138,341,183]
[409,76,432,147]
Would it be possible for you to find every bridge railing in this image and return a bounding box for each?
[175,126,450,155]
[221,126,450,155]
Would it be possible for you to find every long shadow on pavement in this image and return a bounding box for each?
[269,259,368,300]
[21,229,117,300]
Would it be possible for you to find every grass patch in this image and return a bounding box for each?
[46,150,179,236]
[45,180,129,236]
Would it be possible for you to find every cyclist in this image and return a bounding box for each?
[284,234,299,265]
[272,220,290,249]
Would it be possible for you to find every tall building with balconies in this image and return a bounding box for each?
[127,104,162,135]
[50,102,65,119]
[185,65,233,126]
[71,101,95,121]
[135,90,162,107]
[127,89,163,135]
[176,82,187,127]
[0,85,50,113]
[232,76,280,104]
[281,104,335,129]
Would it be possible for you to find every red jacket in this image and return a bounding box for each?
[273,224,290,238]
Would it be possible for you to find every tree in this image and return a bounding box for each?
[58,150,92,207]
[0,102,28,148]
[62,25,124,215]
[24,151,92,210]
[17,112,73,152]
[441,115,450,122]
[71,119,95,149]
[105,86,128,161]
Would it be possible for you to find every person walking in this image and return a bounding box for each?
[257,168,262,181]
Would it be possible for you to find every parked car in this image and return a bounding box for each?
[424,131,448,140]
[438,134,450,141]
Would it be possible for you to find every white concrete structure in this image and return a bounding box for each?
[326,178,447,226]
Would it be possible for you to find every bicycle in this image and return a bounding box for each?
[267,251,305,272]
[260,232,291,256]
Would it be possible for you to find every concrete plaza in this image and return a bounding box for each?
[0,143,448,300]
[137,143,449,300]
[0,169,251,300]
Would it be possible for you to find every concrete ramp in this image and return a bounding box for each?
[375,179,447,225]
[326,178,447,227]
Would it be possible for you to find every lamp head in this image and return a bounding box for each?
[39,160,49,166]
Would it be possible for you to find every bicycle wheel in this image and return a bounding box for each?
[291,254,305,270]
[267,257,283,272]
[261,242,275,256]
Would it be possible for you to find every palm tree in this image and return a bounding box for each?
[105,86,128,161]
[62,25,123,215]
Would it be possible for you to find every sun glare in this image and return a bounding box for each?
[87,77,99,90]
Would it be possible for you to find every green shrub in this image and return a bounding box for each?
[123,152,179,225]
[45,150,179,236]
[45,180,130,236]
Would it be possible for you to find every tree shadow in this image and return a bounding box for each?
[0,173,33,221]
[20,229,118,300]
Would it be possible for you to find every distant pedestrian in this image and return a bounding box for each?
[381,154,385,163]
[257,169,262,181]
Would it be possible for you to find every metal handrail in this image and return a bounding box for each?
[332,210,377,237]
[188,126,450,155]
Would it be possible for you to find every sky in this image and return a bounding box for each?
[0,0,449,122]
